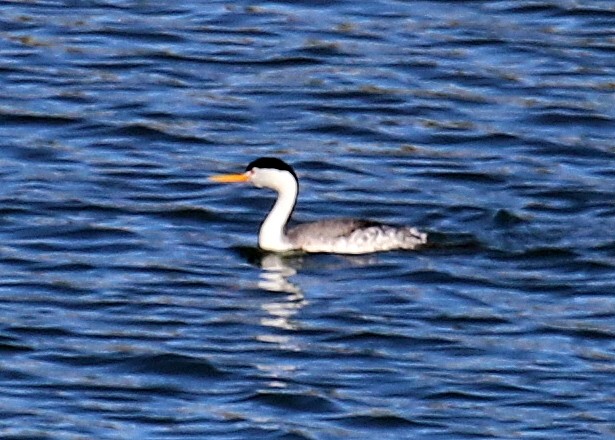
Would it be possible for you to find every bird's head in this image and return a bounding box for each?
[210,157,298,192]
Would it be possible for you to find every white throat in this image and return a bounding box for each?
[255,171,298,252]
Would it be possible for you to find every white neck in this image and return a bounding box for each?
[258,177,297,252]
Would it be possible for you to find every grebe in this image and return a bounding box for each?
[210,157,427,254]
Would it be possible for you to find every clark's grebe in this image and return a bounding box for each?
[210,157,427,254]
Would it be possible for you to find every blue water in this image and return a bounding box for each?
[1,1,614,438]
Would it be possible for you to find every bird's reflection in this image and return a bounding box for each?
[257,253,306,332]
[235,246,378,335]
[258,253,302,295]
[235,246,305,296]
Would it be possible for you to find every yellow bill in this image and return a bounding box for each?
[209,173,249,183]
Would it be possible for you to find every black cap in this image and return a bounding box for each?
[245,157,298,182]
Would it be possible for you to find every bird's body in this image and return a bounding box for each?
[210,157,427,254]
[287,219,425,254]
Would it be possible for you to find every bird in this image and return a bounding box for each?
[210,157,427,254]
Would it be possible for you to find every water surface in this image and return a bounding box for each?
[1,1,614,438]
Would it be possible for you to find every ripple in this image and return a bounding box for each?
[241,390,338,413]
[333,411,428,429]
[0,336,33,354]
[118,353,228,379]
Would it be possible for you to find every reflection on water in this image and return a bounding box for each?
[258,253,305,333]
[256,254,306,356]
[258,253,302,296]
[255,252,383,335]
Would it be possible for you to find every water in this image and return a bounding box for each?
[1,1,614,438]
